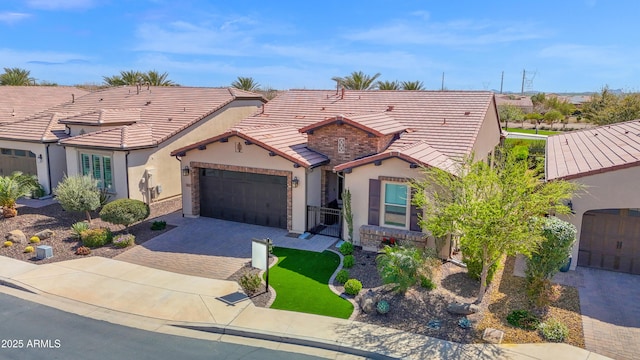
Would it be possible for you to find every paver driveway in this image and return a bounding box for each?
[115,212,337,280]
[553,267,640,360]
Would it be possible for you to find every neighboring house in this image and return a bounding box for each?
[495,94,534,113]
[0,86,89,180]
[172,89,502,255]
[0,86,265,200]
[546,120,640,274]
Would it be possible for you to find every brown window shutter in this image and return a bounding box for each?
[368,179,380,225]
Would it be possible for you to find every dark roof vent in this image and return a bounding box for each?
[464,111,471,115]
[387,105,394,112]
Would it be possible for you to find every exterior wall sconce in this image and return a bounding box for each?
[567,200,576,214]
[38,154,43,162]
[182,166,190,176]
[292,176,299,188]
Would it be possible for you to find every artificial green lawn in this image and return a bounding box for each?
[505,127,559,135]
[266,247,354,319]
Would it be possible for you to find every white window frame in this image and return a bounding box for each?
[79,152,114,192]
[381,181,409,229]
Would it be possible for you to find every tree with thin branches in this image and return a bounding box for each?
[231,76,261,92]
[332,71,381,90]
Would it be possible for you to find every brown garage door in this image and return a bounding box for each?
[0,148,37,176]
[578,209,640,274]
[199,168,287,229]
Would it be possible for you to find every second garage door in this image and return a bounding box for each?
[578,209,640,274]
[199,168,287,229]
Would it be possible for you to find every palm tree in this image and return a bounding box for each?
[141,70,176,86]
[401,80,425,90]
[377,80,400,90]
[0,67,35,86]
[102,70,143,86]
[231,76,261,92]
[332,71,381,90]
[0,171,38,217]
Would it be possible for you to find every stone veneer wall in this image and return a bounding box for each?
[359,225,450,258]
[189,161,293,230]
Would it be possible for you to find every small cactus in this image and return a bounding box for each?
[24,246,35,253]
[376,300,390,314]
[3,241,13,247]
[458,317,472,329]
[30,236,41,244]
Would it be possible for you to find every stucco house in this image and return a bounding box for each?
[172,89,502,254]
[546,120,640,274]
[0,86,265,200]
[495,94,534,114]
[0,86,89,183]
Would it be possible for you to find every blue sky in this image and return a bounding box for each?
[1,0,638,92]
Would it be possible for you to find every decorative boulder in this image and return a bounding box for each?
[446,302,479,315]
[357,289,379,314]
[34,229,54,240]
[6,230,26,244]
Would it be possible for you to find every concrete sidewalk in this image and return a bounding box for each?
[0,256,610,360]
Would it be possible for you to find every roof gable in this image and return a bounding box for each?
[58,108,141,126]
[299,112,406,137]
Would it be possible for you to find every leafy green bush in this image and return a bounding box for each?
[113,234,135,248]
[506,309,539,330]
[239,273,262,294]
[81,228,113,248]
[339,241,354,256]
[343,254,355,268]
[376,245,424,293]
[419,275,436,290]
[151,220,167,231]
[71,221,90,239]
[344,279,362,296]
[99,199,150,229]
[526,217,577,308]
[538,319,569,342]
[31,183,45,199]
[54,175,101,223]
[463,252,498,284]
[335,269,349,284]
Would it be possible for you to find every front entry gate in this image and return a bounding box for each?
[306,206,342,238]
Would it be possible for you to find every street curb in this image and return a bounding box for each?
[173,323,400,360]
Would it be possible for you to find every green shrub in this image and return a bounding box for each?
[54,175,101,223]
[463,252,498,284]
[538,319,569,342]
[335,269,349,284]
[420,275,436,290]
[29,236,40,244]
[151,220,167,231]
[71,221,90,239]
[376,300,390,314]
[100,199,150,229]
[113,234,135,248]
[376,245,424,293]
[24,246,34,253]
[343,254,355,268]
[31,183,45,199]
[344,279,362,296]
[339,241,354,256]
[506,309,539,330]
[81,228,112,248]
[239,273,262,294]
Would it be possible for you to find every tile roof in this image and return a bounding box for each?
[546,120,640,180]
[171,124,329,168]
[230,89,497,171]
[60,123,154,150]
[0,86,89,124]
[495,94,533,109]
[2,86,264,149]
[299,112,406,137]
[0,112,69,142]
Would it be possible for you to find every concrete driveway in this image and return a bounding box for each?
[115,212,338,280]
[553,267,640,360]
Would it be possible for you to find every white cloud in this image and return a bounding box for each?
[346,18,545,47]
[26,0,97,10]
[0,12,31,24]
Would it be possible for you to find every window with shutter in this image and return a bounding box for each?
[103,156,113,190]
[80,153,114,191]
[383,183,408,227]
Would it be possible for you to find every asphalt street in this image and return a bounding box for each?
[0,292,329,360]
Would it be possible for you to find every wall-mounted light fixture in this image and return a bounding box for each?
[567,200,576,214]
[291,176,299,188]
[38,154,43,162]
[182,166,190,176]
